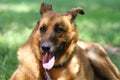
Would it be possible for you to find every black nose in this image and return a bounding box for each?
[42,46,50,52]
[40,42,51,52]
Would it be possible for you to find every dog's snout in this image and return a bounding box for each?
[40,42,52,53]
[42,45,50,52]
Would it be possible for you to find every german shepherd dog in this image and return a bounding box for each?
[10,3,120,80]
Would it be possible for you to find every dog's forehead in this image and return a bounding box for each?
[40,13,69,26]
[42,13,62,21]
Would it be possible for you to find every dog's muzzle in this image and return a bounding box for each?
[40,42,55,70]
[40,41,67,70]
[40,41,54,53]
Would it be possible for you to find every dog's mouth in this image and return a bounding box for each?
[42,52,55,70]
[40,42,67,70]
[41,42,68,70]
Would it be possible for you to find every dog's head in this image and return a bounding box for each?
[31,3,84,69]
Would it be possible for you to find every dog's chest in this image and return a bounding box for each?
[49,56,81,80]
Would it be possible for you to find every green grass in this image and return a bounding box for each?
[0,0,120,79]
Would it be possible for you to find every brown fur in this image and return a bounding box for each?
[10,3,120,80]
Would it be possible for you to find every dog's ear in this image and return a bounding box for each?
[66,7,84,21]
[40,3,53,15]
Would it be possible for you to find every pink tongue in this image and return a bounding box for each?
[42,53,55,70]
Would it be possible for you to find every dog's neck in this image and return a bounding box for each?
[43,49,75,80]
[53,50,74,68]
[44,69,52,80]
[41,44,77,80]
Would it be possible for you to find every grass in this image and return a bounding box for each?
[0,0,120,79]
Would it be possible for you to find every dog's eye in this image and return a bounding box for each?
[40,25,47,33]
[54,23,65,33]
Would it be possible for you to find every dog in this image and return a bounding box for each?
[10,3,120,80]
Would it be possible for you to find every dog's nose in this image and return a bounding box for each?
[41,42,51,52]
[42,46,50,52]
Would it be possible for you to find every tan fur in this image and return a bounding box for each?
[10,3,120,80]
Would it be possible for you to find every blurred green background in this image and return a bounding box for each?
[0,0,120,79]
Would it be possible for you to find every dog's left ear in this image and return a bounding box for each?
[40,3,53,16]
[66,7,84,21]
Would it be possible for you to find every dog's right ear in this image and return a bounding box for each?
[40,3,53,16]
